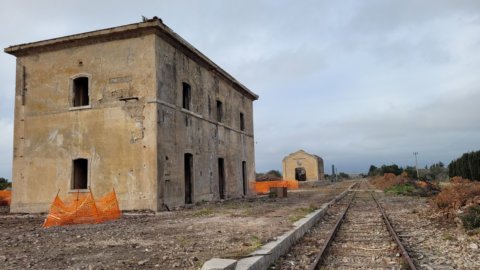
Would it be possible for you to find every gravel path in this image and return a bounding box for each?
[0,181,352,269]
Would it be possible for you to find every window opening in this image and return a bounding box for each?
[73,77,89,107]
[73,159,88,189]
[216,100,223,123]
[182,82,191,110]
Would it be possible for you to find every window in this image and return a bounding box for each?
[72,159,88,189]
[216,100,223,123]
[182,82,191,110]
[73,77,89,107]
[240,113,245,131]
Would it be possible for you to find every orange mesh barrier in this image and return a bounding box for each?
[252,180,299,194]
[0,190,11,206]
[43,189,121,228]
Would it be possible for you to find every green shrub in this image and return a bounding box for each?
[461,205,480,230]
[385,183,415,195]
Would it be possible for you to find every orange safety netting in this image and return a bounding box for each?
[43,189,121,228]
[0,190,11,206]
[252,180,299,194]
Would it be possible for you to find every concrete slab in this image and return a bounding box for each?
[201,258,238,270]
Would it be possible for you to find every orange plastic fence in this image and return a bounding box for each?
[43,189,121,228]
[0,190,11,206]
[252,180,299,194]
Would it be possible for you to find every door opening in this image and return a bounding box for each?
[218,158,225,199]
[184,153,193,204]
[242,161,247,196]
[295,167,307,181]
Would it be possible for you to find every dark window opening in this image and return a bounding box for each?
[240,113,245,131]
[73,159,88,189]
[218,158,225,199]
[295,167,307,181]
[182,82,191,110]
[208,96,211,117]
[242,161,247,196]
[73,77,89,107]
[216,100,223,123]
[185,153,193,204]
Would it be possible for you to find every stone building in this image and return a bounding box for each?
[5,18,258,213]
[282,150,324,181]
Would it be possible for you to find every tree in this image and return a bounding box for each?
[0,178,11,190]
[266,170,282,178]
[368,165,380,176]
[448,150,480,181]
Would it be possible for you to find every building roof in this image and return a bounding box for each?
[282,149,323,161]
[4,18,259,101]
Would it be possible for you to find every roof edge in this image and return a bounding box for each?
[4,19,259,100]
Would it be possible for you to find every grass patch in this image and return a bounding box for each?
[442,233,454,241]
[191,207,213,217]
[288,205,317,223]
[385,183,415,195]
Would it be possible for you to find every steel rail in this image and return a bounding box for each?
[371,192,417,270]
[309,191,356,270]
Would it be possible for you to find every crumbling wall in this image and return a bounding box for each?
[155,35,255,208]
[11,35,158,213]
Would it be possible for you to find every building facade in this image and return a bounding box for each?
[282,150,324,181]
[5,19,258,213]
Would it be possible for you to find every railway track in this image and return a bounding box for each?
[273,180,417,270]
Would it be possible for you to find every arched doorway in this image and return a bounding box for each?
[295,167,306,181]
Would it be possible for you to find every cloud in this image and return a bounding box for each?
[1,1,480,176]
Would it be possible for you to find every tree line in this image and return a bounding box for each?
[448,150,480,181]
[368,164,418,178]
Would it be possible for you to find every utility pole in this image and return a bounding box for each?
[331,165,335,182]
[413,152,419,179]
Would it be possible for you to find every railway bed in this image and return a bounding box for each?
[272,181,416,270]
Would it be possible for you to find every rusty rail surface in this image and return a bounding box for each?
[309,181,417,270]
[371,192,417,270]
[309,192,356,270]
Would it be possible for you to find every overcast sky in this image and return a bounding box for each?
[1,1,480,180]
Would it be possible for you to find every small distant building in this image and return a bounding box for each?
[282,150,324,181]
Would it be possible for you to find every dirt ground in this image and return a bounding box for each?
[0,181,353,269]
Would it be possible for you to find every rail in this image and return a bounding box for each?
[308,182,417,270]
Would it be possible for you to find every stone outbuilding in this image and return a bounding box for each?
[282,150,324,181]
[5,18,258,213]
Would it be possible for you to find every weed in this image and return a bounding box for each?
[385,183,415,195]
[460,205,480,230]
[288,205,317,223]
[442,233,454,241]
[191,207,213,217]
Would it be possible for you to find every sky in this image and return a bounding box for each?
[1,0,480,180]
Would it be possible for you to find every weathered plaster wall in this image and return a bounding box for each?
[11,35,158,212]
[154,36,256,208]
[282,151,324,181]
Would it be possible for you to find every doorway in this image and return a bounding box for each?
[242,161,247,196]
[218,158,225,199]
[184,153,193,204]
[295,167,307,181]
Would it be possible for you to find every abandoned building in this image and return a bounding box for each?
[5,18,258,213]
[282,150,325,181]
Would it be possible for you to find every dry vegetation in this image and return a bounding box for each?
[370,174,480,231]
